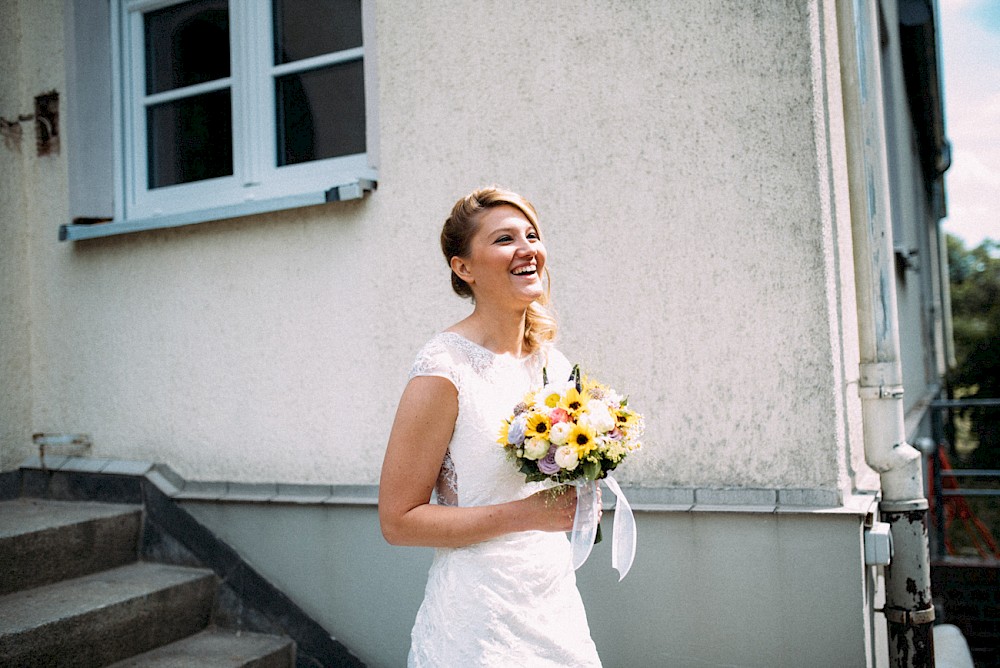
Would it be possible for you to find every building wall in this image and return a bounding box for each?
[1,0,868,500]
[183,500,879,668]
[0,2,950,665]
[0,0,58,471]
[877,0,947,454]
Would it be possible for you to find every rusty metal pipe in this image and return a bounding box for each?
[837,0,935,665]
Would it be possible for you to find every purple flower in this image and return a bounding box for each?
[537,445,561,475]
[507,416,527,445]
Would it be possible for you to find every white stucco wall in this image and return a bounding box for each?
[0,1,52,471]
[3,0,870,495]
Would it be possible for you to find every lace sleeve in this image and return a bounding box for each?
[409,336,460,389]
[409,335,460,506]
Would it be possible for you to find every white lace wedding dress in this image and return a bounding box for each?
[407,332,602,667]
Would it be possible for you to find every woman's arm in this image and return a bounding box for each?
[378,375,577,547]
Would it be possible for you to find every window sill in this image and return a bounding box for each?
[59,178,376,241]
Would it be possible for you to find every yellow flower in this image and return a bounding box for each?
[535,386,563,408]
[581,375,607,400]
[559,387,585,415]
[615,409,637,431]
[497,420,510,446]
[525,412,551,440]
[567,422,598,457]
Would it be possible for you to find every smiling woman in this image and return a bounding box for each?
[439,188,556,355]
[378,187,603,666]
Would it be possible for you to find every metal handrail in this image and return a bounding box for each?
[929,397,1000,558]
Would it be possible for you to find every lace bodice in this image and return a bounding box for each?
[409,331,570,508]
[406,332,601,667]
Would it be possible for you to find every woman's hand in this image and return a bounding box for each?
[519,487,579,532]
[518,485,602,533]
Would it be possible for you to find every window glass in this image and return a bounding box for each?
[276,60,365,166]
[106,0,373,228]
[147,90,233,188]
[273,0,362,64]
[145,0,230,95]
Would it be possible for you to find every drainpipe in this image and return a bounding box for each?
[837,1,935,666]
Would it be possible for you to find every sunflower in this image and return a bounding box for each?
[567,422,598,457]
[615,409,637,432]
[497,420,510,446]
[524,412,551,439]
[559,387,585,416]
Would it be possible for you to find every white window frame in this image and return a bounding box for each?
[63,0,377,241]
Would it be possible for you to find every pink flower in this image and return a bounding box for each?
[548,408,570,424]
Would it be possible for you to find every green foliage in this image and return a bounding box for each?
[947,234,1000,467]
[581,459,601,481]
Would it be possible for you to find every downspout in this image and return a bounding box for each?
[836,1,935,666]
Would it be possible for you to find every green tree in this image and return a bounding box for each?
[947,234,1000,468]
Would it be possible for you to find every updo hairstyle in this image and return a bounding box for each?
[440,187,557,353]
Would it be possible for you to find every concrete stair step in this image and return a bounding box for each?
[0,561,216,667]
[106,628,295,668]
[0,498,142,595]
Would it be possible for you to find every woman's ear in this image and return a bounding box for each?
[450,256,474,285]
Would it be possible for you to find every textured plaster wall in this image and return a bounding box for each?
[0,0,57,470]
[4,0,868,493]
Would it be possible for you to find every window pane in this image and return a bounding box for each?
[273,0,362,65]
[146,0,230,95]
[276,60,365,166]
[147,90,233,188]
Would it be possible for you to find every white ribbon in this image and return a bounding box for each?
[570,472,636,581]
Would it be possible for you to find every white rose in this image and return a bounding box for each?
[583,400,615,433]
[522,437,550,460]
[549,421,573,446]
[554,445,579,470]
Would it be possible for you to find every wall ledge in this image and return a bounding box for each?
[18,456,873,515]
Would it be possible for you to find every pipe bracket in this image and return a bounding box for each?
[883,607,935,625]
[880,498,929,512]
[858,384,904,399]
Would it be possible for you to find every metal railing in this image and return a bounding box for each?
[929,398,1000,560]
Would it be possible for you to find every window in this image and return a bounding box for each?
[62,0,376,240]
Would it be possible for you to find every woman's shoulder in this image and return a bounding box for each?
[409,331,493,383]
[409,332,460,381]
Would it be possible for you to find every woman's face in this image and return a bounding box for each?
[452,205,547,309]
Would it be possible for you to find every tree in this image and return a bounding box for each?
[947,234,1000,468]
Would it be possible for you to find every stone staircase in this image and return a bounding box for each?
[0,497,295,667]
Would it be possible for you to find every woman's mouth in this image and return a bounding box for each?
[511,263,537,276]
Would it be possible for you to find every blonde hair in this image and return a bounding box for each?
[441,187,557,353]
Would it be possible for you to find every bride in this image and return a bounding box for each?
[379,187,602,667]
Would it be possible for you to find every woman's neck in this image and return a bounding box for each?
[450,305,527,357]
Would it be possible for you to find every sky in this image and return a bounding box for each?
[938,0,1000,247]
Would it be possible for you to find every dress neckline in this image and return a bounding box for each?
[438,331,540,363]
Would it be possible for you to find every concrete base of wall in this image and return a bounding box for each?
[183,501,881,668]
[6,458,885,667]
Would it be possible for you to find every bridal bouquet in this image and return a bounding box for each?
[497,365,644,484]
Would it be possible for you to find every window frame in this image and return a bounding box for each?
[62,0,377,241]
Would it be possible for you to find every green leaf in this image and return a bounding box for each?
[582,459,601,481]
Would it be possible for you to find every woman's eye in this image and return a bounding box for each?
[495,235,513,243]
